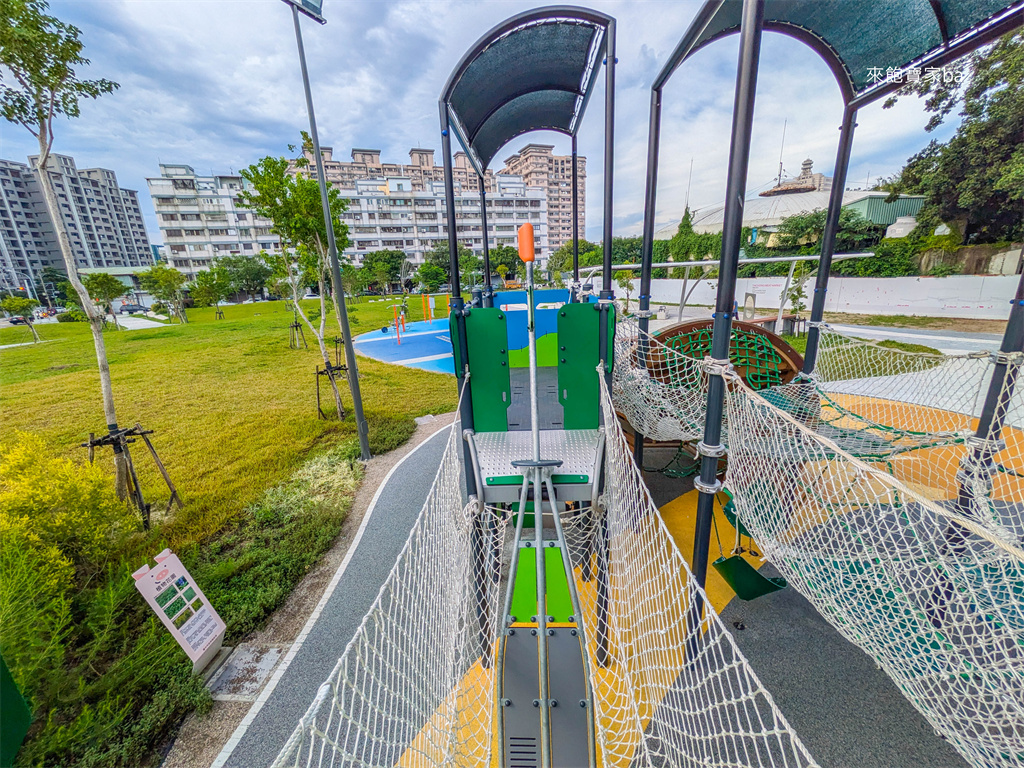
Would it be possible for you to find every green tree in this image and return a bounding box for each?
[238,151,350,420]
[139,261,188,323]
[0,0,126,493]
[217,253,271,301]
[81,272,129,330]
[615,271,634,314]
[416,263,446,293]
[1,296,40,341]
[883,31,1023,242]
[361,249,405,293]
[772,208,883,254]
[423,240,475,282]
[488,244,520,281]
[339,263,363,302]
[190,262,233,312]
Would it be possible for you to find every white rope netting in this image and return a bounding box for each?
[272,418,506,768]
[722,375,1024,768]
[551,374,819,768]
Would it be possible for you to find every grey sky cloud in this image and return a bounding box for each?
[0,0,956,247]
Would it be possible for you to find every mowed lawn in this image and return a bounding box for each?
[1,298,456,544]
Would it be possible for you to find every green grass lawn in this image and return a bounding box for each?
[0,296,456,767]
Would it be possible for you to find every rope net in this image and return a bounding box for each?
[272,420,507,768]
[551,374,819,768]
[722,373,1024,768]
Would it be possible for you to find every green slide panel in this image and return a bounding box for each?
[557,303,601,429]
[464,308,511,432]
[449,311,463,374]
[509,545,575,623]
[1,655,31,767]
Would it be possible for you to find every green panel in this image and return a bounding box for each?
[449,312,463,374]
[465,308,511,432]
[508,333,559,368]
[1,655,31,767]
[544,546,574,622]
[510,546,538,622]
[605,303,616,373]
[488,474,588,486]
[557,303,602,429]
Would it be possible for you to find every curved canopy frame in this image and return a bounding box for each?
[441,6,612,175]
[631,0,1024,594]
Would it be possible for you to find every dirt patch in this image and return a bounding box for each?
[823,312,1007,335]
[159,411,456,768]
[45,363,82,371]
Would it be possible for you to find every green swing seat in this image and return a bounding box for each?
[713,497,787,601]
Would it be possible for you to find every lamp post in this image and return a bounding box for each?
[284,0,371,460]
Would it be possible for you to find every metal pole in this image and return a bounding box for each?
[291,5,370,460]
[571,134,580,287]
[802,104,858,375]
[600,19,616,297]
[692,0,765,600]
[439,101,477,497]
[633,86,663,467]
[957,265,1024,513]
[479,183,493,306]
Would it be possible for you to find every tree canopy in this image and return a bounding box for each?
[423,241,477,282]
[217,253,271,300]
[81,272,128,327]
[139,261,187,322]
[772,208,883,254]
[190,263,233,308]
[361,249,406,291]
[487,244,521,279]
[882,31,1023,242]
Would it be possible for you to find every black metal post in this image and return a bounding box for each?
[692,0,765,599]
[479,183,493,307]
[957,266,1024,513]
[572,133,580,288]
[803,104,858,375]
[292,4,370,460]
[439,101,477,498]
[600,19,616,297]
[633,86,663,468]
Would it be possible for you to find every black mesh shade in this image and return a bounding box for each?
[442,8,611,173]
[671,0,1023,100]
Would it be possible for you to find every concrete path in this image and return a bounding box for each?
[215,426,453,768]
[110,313,168,330]
[827,324,1002,355]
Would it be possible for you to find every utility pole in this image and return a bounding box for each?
[285,0,371,459]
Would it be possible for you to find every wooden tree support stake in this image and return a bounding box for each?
[316,363,348,420]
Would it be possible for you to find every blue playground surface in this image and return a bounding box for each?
[354,319,456,374]
[353,290,596,375]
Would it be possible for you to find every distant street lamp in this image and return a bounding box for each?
[281,0,370,460]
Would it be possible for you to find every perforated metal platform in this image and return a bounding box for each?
[473,429,602,503]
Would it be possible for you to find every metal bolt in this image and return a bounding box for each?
[560,346,566,351]
[570,629,578,637]
[568,615,575,622]
[550,699,558,708]
[501,361,507,366]
[507,628,515,636]
[547,628,555,636]
[524,542,532,548]
[579,699,587,708]
[546,541,556,548]
[530,615,537,622]
[531,629,538,636]
[533,699,541,708]
[502,698,512,707]
[500,349,505,354]
[560,358,566,363]
[508,615,516,623]
[548,615,555,622]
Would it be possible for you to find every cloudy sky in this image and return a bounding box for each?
[0,0,958,244]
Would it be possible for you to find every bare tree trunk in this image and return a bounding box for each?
[35,139,128,497]
[28,321,40,343]
[109,304,120,331]
[291,275,345,420]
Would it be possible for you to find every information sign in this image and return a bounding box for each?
[282,0,325,23]
[133,549,226,674]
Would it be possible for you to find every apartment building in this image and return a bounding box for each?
[499,144,585,252]
[341,175,549,267]
[0,154,152,294]
[301,146,499,194]
[146,164,281,279]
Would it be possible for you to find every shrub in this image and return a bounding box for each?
[150,301,167,314]
[831,237,919,277]
[57,308,88,322]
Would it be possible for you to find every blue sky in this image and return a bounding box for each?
[0,0,958,245]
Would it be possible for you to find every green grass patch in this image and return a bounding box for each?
[0,297,455,767]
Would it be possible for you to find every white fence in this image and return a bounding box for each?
[641,275,1020,320]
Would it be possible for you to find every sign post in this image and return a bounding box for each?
[133,549,226,674]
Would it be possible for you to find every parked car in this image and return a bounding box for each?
[9,316,29,325]
[119,303,147,315]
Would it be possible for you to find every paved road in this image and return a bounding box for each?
[827,324,1002,355]
[221,426,453,768]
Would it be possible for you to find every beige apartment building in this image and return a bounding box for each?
[499,144,585,252]
[299,144,585,252]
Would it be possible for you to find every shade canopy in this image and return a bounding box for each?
[656,0,1024,103]
[441,6,612,175]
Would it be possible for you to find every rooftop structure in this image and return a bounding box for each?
[499,144,585,252]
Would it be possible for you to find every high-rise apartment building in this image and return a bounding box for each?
[0,154,152,295]
[146,164,281,279]
[341,175,549,267]
[301,147,498,194]
[499,144,585,252]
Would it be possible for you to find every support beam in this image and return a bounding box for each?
[480,183,493,307]
[600,19,616,297]
[633,86,664,468]
[692,0,765,602]
[572,134,580,288]
[803,104,858,375]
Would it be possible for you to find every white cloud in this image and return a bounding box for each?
[0,0,956,245]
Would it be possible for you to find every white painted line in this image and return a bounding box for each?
[392,352,453,366]
[209,424,454,768]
